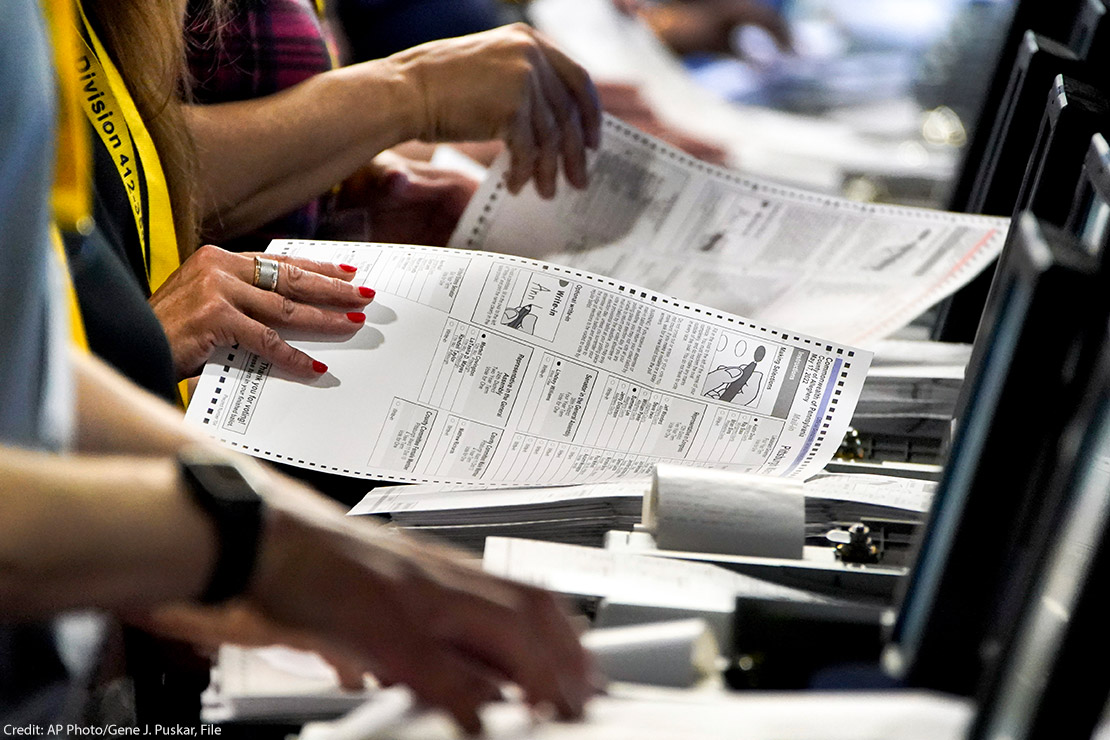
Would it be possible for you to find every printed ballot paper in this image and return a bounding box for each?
[185,241,870,485]
[450,116,1009,347]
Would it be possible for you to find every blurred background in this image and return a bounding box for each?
[521,0,1017,206]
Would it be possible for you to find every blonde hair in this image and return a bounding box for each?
[83,0,206,259]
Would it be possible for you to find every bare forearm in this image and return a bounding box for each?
[0,448,215,617]
[200,147,373,241]
[187,25,602,239]
[73,349,208,456]
[186,60,419,238]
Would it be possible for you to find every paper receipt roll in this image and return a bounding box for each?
[645,464,805,559]
[581,619,720,688]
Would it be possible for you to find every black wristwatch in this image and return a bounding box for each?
[177,447,265,604]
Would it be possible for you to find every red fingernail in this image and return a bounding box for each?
[359,287,376,300]
[347,311,366,323]
[339,264,358,273]
[312,361,328,374]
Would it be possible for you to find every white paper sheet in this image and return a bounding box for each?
[348,480,649,516]
[348,481,648,549]
[208,626,719,725]
[868,339,972,378]
[300,685,973,740]
[804,472,935,512]
[482,536,830,610]
[450,116,1008,347]
[186,241,870,484]
[202,646,372,723]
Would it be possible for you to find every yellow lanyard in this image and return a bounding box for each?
[74,0,180,293]
[50,226,90,352]
[43,0,91,235]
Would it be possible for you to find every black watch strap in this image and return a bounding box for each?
[177,448,265,604]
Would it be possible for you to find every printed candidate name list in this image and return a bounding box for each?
[186,241,871,485]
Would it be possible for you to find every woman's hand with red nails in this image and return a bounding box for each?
[149,245,375,380]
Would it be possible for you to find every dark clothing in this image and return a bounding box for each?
[0,627,75,729]
[337,0,503,61]
[63,125,180,405]
[187,0,333,102]
[186,0,335,251]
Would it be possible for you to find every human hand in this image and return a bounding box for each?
[340,151,479,247]
[127,603,370,690]
[612,0,643,14]
[388,24,602,199]
[234,476,594,734]
[149,245,376,380]
[643,0,793,56]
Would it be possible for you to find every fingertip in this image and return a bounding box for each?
[288,354,328,380]
[339,263,358,274]
[559,672,589,719]
[583,116,601,150]
[454,707,484,737]
[566,154,589,190]
[336,668,366,691]
[358,286,376,301]
[505,172,526,195]
[538,176,556,200]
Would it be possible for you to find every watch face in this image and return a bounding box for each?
[180,453,265,604]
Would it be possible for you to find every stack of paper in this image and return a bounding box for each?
[853,340,969,432]
[482,536,834,611]
[350,481,649,550]
[349,468,931,554]
[804,472,933,551]
[805,472,934,516]
[855,376,962,430]
[848,340,968,463]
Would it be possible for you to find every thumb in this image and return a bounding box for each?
[317,648,371,690]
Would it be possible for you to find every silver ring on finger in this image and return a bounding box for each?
[253,256,280,292]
